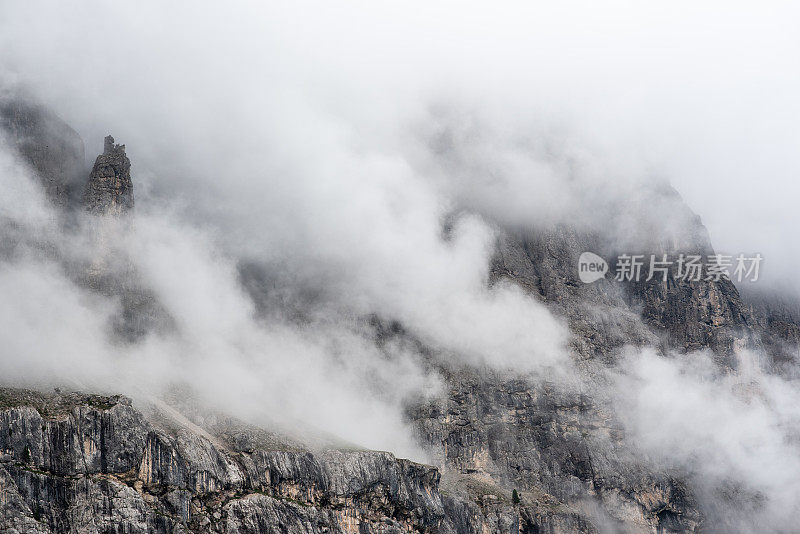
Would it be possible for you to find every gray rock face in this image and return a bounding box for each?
[740,285,800,369]
[409,368,700,533]
[0,379,704,534]
[0,389,574,534]
[0,96,85,207]
[77,134,166,342]
[82,135,134,214]
[490,226,660,360]
[2,101,799,533]
[401,208,799,533]
[490,222,759,360]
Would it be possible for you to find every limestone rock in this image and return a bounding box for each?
[82,135,134,214]
[2,388,586,534]
[2,101,799,534]
[0,96,85,207]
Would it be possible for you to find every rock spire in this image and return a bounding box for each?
[82,135,134,214]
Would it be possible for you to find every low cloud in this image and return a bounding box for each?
[611,347,800,531]
[0,2,799,528]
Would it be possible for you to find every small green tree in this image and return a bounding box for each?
[512,488,520,505]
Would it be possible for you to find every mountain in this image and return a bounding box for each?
[0,96,798,533]
[82,135,134,215]
[0,96,84,208]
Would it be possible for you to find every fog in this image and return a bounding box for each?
[1,1,799,531]
[612,348,800,530]
[4,2,799,278]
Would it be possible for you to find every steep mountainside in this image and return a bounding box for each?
[82,135,134,215]
[1,97,798,533]
[0,97,85,207]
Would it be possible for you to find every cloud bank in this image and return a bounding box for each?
[1,2,799,529]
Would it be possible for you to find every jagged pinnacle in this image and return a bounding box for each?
[82,134,134,214]
[103,134,126,156]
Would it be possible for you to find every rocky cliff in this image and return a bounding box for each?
[0,96,85,207]
[82,135,134,215]
[1,97,798,533]
[0,389,590,534]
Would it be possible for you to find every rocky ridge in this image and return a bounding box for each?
[0,388,586,533]
[82,135,134,215]
[1,96,799,533]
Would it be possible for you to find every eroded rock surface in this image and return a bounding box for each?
[2,100,799,534]
[0,96,85,207]
[82,135,134,214]
[0,389,591,533]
